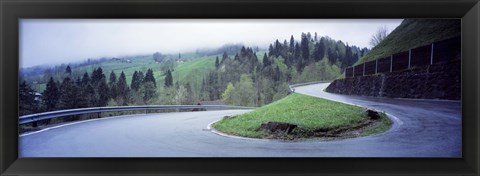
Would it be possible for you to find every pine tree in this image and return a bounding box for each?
[301,34,310,62]
[75,76,82,87]
[90,67,105,86]
[19,81,38,115]
[95,78,110,107]
[221,52,228,63]
[84,84,96,106]
[164,69,173,88]
[207,71,220,100]
[289,35,295,52]
[144,69,157,88]
[116,71,129,104]
[42,77,59,112]
[108,71,118,99]
[344,46,354,68]
[294,42,301,60]
[327,48,338,64]
[65,65,72,75]
[76,76,89,108]
[142,81,157,104]
[319,39,326,60]
[262,53,270,68]
[274,66,282,82]
[130,71,141,91]
[81,72,90,86]
[282,40,288,56]
[274,40,281,57]
[313,41,326,62]
[268,44,274,57]
[240,46,247,57]
[58,77,79,109]
[234,53,240,61]
[215,56,220,68]
[296,59,305,72]
[137,71,144,81]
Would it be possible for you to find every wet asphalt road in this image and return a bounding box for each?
[20,83,461,157]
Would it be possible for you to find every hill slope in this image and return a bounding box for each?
[23,54,219,93]
[356,19,461,65]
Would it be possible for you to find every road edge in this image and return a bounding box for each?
[207,84,403,142]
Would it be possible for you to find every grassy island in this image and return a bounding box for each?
[213,93,392,140]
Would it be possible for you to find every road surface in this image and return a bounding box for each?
[20,83,461,157]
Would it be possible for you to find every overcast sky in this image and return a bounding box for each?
[20,19,402,68]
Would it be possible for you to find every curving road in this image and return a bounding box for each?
[20,83,461,157]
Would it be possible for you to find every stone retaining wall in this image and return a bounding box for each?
[326,59,461,100]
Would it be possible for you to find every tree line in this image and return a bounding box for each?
[19,66,159,116]
[19,32,369,116]
[200,32,368,107]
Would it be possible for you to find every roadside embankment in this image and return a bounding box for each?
[326,60,460,100]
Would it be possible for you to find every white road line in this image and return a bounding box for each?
[20,114,145,137]
[206,120,272,142]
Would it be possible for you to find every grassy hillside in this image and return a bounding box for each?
[170,55,218,89]
[27,50,269,93]
[28,54,221,93]
[356,19,461,65]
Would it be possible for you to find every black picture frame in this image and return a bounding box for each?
[1,0,479,175]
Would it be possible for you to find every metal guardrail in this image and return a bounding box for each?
[19,105,255,125]
[20,81,331,125]
[288,81,332,93]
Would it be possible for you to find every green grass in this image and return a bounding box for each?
[27,54,217,93]
[32,83,46,92]
[171,55,217,86]
[357,19,461,65]
[213,93,392,139]
[27,51,269,93]
[75,55,157,85]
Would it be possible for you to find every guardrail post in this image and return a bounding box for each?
[430,43,434,65]
[352,66,355,77]
[408,49,411,69]
[363,63,365,76]
[390,55,393,72]
[375,59,378,74]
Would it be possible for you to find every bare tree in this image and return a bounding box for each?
[174,85,187,105]
[370,25,390,48]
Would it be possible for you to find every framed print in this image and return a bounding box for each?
[1,0,479,175]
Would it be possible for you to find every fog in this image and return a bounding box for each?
[20,19,402,68]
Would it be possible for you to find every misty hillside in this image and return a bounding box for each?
[200,33,369,107]
[21,54,220,93]
[357,19,461,64]
[19,31,369,116]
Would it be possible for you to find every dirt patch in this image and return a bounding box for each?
[258,122,297,134]
[257,109,384,140]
